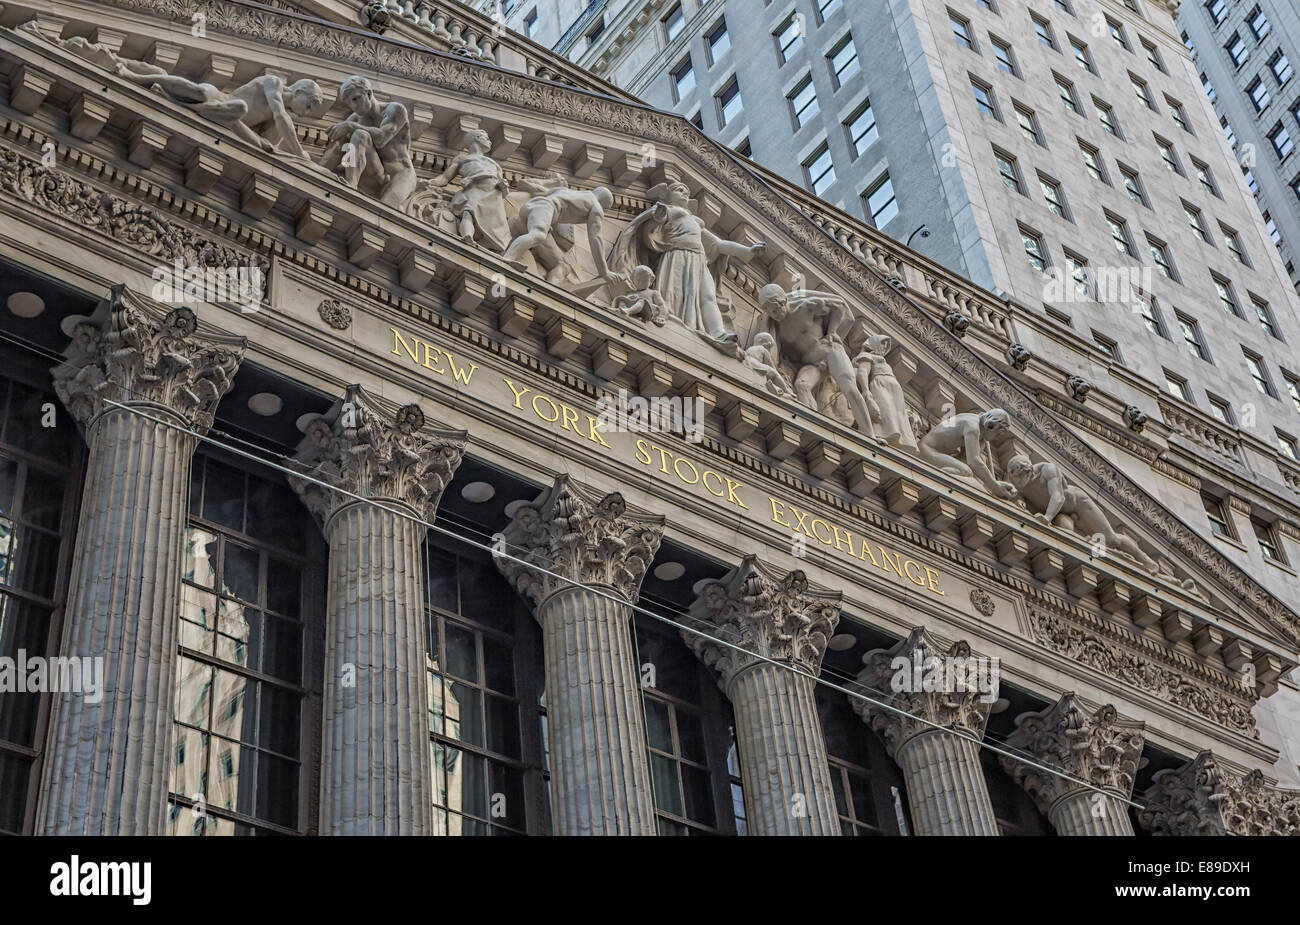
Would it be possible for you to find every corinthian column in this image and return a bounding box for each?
[1138,750,1300,836]
[684,556,842,835]
[495,476,664,835]
[857,627,1000,835]
[289,385,466,835]
[38,287,245,835]
[1000,694,1145,836]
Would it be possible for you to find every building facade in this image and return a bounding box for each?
[1178,0,1300,293]
[1,0,1300,837]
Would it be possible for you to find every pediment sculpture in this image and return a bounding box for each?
[318,76,417,211]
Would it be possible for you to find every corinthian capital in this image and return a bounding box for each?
[999,694,1145,816]
[494,475,665,610]
[855,626,992,757]
[1138,751,1300,836]
[683,556,841,689]
[51,285,246,433]
[289,385,467,528]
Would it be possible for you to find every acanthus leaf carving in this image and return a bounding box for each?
[1138,751,1300,836]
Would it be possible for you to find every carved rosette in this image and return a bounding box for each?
[682,556,841,690]
[495,475,665,610]
[288,384,466,529]
[1138,751,1300,836]
[51,285,245,434]
[999,694,1145,817]
[855,626,991,757]
[317,298,353,330]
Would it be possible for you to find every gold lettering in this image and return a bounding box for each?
[559,405,581,434]
[651,443,672,475]
[831,525,855,555]
[879,547,904,577]
[392,328,420,363]
[858,540,881,567]
[503,378,530,410]
[903,560,927,587]
[788,504,814,538]
[726,479,748,509]
[442,350,477,385]
[532,394,560,423]
[635,438,652,464]
[770,498,791,528]
[810,519,833,545]
[422,342,446,374]
[587,415,612,449]
[702,470,725,497]
[673,457,700,485]
[925,566,946,596]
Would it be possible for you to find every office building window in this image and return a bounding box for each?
[1249,79,1271,113]
[1253,297,1280,338]
[993,37,1019,75]
[1208,395,1235,423]
[818,0,844,21]
[1157,136,1181,173]
[865,172,898,226]
[846,101,877,155]
[1245,349,1276,396]
[1184,202,1210,243]
[1147,235,1174,278]
[1222,225,1248,265]
[1096,98,1120,136]
[1071,37,1095,74]
[1249,5,1271,41]
[972,78,999,118]
[663,4,684,42]
[1193,158,1219,196]
[1131,74,1154,109]
[1271,123,1293,160]
[1214,276,1240,316]
[1137,295,1166,336]
[1106,212,1135,255]
[1056,74,1080,113]
[1207,0,1227,26]
[717,78,743,126]
[1020,226,1048,270]
[789,76,820,127]
[1202,493,1234,539]
[1065,250,1091,299]
[1167,97,1190,131]
[1040,174,1067,217]
[1164,369,1193,401]
[1108,18,1129,50]
[1093,331,1122,361]
[1271,51,1293,86]
[1121,166,1148,206]
[706,18,730,64]
[775,16,803,64]
[671,56,695,101]
[1017,104,1043,145]
[1253,517,1286,562]
[1282,370,1300,412]
[1033,14,1057,50]
[1277,433,1300,462]
[1226,32,1248,68]
[804,143,836,195]
[951,11,976,50]
[1143,39,1164,72]
[523,8,537,39]
[1079,141,1106,182]
[829,35,860,87]
[1177,313,1209,360]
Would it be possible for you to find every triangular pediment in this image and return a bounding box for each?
[4,0,1296,674]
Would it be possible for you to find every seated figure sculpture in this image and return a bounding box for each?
[613,266,669,325]
[318,76,417,210]
[743,332,795,398]
[424,129,512,252]
[918,409,1018,500]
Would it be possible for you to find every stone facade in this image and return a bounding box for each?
[0,0,1298,838]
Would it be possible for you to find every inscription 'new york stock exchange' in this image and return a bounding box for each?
[391,327,947,596]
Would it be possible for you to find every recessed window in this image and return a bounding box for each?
[1249,5,1271,41]
[1226,32,1248,68]
[951,11,976,50]
[1106,211,1135,256]
[1093,330,1122,362]
[1192,158,1219,196]
[1095,98,1120,137]
[1202,71,1217,101]
[978,0,997,11]
[1079,140,1106,182]
[1070,36,1095,74]
[845,100,877,156]
[1271,123,1294,161]
[1033,14,1057,50]
[817,0,843,22]
[663,4,685,42]
[1184,201,1210,243]
[1208,394,1235,423]
[1156,136,1181,173]
[737,138,752,158]
[1164,368,1193,401]
[1142,39,1164,72]
[1264,211,1282,246]
[523,8,537,39]
[804,143,836,195]
[1016,104,1043,145]
[775,16,803,64]
[1045,304,1073,326]
[1207,0,1227,27]
[1244,349,1276,397]
[1137,294,1165,337]
[1039,173,1067,217]
[1253,517,1286,563]
[1271,51,1293,86]
[1213,275,1240,316]
[690,109,704,130]
[1107,18,1129,50]
[1249,79,1271,113]
[585,15,606,43]
[706,18,731,64]
[1222,116,1237,150]
[671,56,695,101]
[1222,225,1248,265]
[789,76,819,128]
[1020,225,1048,270]
[1283,371,1300,412]
[1147,234,1174,278]
[992,37,1019,75]
[1202,492,1234,539]
[971,77,999,118]
[1166,97,1190,132]
[1120,165,1148,207]
[829,35,860,87]
[1064,250,1091,299]
[864,172,898,226]
[1176,313,1210,361]
[994,148,1023,193]
[1056,74,1080,113]
[1054,0,1073,13]
[1131,74,1154,109]
[1243,166,1259,196]
[1252,297,1280,339]
[717,78,743,126]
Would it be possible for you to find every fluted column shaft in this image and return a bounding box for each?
[894,730,1000,836]
[39,407,194,834]
[538,586,657,835]
[728,664,839,835]
[1049,791,1134,835]
[320,501,431,835]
